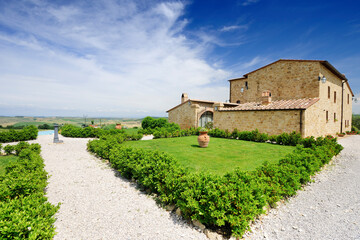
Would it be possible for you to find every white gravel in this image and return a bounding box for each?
[5,134,359,239]
[32,135,207,240]
[141,135,154,140]
[245,135,360,240]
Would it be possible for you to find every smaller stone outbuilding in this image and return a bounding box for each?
[167,94,238,129]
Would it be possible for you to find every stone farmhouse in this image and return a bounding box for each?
[167,59,354,137]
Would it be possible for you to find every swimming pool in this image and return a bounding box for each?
[38,130,54,136]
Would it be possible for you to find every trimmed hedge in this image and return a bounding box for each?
[0,142,59,239]
[88,134,343,237]
[149,127,329,148]
[0,126,38,143]
[139,116,181,135]
[60,124,143,140]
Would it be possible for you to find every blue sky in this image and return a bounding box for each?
[0,0,359,117]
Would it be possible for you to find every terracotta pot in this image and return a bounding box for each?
[337,134,345,137]
[115,124,122,130]
[198,131,210,148]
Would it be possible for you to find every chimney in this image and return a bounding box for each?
[262,90,272,105]
[181,93,189,103]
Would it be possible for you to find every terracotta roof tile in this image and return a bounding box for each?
[220,98,319,111]
[166,99,238,112]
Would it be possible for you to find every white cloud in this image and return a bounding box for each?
[0,0,230,117]
[220,25,248,32]
[240,0,260,6]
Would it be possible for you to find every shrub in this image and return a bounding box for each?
[87,134,343,238]
[352,126,359,133]
[205,122,214,129]
[38,123,55,130]
[352,114,360,130]
[0,143,2,153]
[14,141,31,156]
[0,142,58,239]
[0,125,38,143]
[141,117,169,129]
[4,145,15,155]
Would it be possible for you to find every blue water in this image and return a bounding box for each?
[38,130,54,136]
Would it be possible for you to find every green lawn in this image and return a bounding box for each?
[124,136,295,175]
[123,128,139,135]
[0,155,18,175]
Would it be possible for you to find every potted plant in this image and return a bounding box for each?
[198,128,210,148]
[337,132,345,137]
[115,123,122,130]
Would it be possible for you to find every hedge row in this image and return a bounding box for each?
[0,126,38,143]
[0,142,59,239]
[146,126,334,148]
[60,124,143,140]
[87,135,343,237]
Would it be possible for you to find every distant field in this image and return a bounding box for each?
[0,116,143,128]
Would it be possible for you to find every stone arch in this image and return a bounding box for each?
[198,110,214,128]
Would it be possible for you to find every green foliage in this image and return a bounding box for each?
[102,124,116,130]
[204,122,213,129]
[206,128,302,146]
[139,117,180,135]
[0,125,38,143]
[37,123,55,130]
[352,114,360,130]
[141,116,168,129]
[351,125,359,133]
[0,143,2,152]
[60,124,143,141]
[87,134,343,237]
[0,142,59,239]
[14,141,31,156]
[4,145,15,155]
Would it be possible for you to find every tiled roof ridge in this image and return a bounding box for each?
[220,97,320,111]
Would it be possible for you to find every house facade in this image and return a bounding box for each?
[167,59,354,137]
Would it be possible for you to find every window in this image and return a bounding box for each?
[245,81,248,90]
[326,111,328,122]
[334,91,336,103]
[328,86,330,99]
[334,113,336,122]
[236,100,241,104]
[348,94,350,104]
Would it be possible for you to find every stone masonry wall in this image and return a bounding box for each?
[230,61,320,103]
[343,83,353,132]
[213,110,301,136]
[168,102,195,129]
[168,101,214,128]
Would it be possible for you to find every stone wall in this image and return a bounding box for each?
[343,83,353,132]
[315,64,353,135]
[213,109,301,136]
[230,60,320,103]
[168,102,195,129]
[168,101,214,128]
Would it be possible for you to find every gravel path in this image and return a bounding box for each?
[33,135,207,240]
[245,135,360,240]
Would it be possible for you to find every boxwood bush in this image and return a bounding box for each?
[0,125,38,143]
[0,142,59,239]
[87,133,343,237]
[60,124,143,140]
